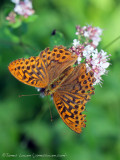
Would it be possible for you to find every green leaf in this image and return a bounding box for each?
[49,31,65,49]
[8,22,28,37]
[23,14,38,23]
[6,19,22,29]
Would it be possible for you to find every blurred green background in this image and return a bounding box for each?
[0,0,120,160]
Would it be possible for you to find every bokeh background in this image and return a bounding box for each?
[0,0,120,160]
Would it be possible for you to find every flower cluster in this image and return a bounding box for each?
[76,25,103,48]
[70,25,111,85]
[6,12,16,23]
[12,0,35,17]
[6,0,35,23]
[83,46,110,85]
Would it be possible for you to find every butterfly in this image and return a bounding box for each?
[8,45,95,133]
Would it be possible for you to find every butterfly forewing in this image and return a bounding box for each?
[8,56,49,88]
[39,45,78,83]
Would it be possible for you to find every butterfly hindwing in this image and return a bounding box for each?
[53,64,95,133]
[8,56,49,88]
[53,91,86,133]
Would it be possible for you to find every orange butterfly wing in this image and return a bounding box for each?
[53,64,96,133]
[39,45,77,83]
[8,46,77,88]
[8,56,49,88]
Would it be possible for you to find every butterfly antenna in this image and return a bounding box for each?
[47,96,53,122]
[103,35,120,50]
[19,94,40,98]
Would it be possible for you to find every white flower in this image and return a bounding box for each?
[11,0,20,4]
[24,0,33,8]
[82,26,87,30]
[92,40,99,46]
[73,39,80,47]
[100,50,107,56]
[77,56,82,64]
[84,31,89,37]
[101,62,110,68]
[76,32,79,35]
[92,37,101,46]
[14,5,22,14]
[85,45,94,53]
[91,59,99,66]
[91,54,97,59]
[13,0,34,17]
[95,27,103,36]
[86,63,91,72]
[83,45,94,58]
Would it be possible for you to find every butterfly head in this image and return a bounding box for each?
[44,84,57,95]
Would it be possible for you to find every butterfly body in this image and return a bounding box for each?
[8,46,95,133]
[44,66,73,95]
